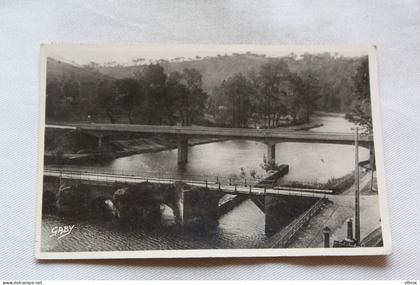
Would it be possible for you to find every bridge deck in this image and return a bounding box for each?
[44,168,334,199]
[45,123,373,145]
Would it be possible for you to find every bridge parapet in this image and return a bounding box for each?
[45,166,268,188]
[44,167,336,233]
[44,166,334,199]
[46,123,374,145]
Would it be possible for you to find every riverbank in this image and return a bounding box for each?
[278,172,357,194]
[268,120,323,131]
[313,111,346,118]
[44,136,227,164]
[276,164,371,194]
[113,136,226,154]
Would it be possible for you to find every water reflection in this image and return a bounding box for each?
[90,115,368,183]
[42,115,367,252]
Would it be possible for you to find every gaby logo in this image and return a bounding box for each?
[50,225,75,240]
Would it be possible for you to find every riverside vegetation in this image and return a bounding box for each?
[46,52,372,132]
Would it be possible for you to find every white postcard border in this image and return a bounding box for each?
[35,44,392,259]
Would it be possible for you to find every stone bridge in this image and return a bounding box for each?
[43,167,329,234]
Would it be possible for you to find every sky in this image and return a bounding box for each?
[43,44,370,66]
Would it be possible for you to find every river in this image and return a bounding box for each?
[41,114,368,252]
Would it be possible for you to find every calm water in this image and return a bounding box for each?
[76,114,368,184]
[42,114,367,252]
[42,199,266,251]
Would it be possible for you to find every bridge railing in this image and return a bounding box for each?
[44,166,335,198]
[44,165,276,188]
[46,123,374,142]
[269,196,327,248]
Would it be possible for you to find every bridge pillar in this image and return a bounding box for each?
[266,142,276,164]
[182,187,222,229]
[177,136,188,165]
[97,134,103,149]
[172,183,184,226]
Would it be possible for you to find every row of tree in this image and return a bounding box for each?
[209,59,321,128]
[346,57,372,134]
[46,76,96,120]
[47,65,208,126]
[46,56,371,132]
[99,65,208,125]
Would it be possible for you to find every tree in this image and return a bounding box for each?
[215,73,254,127]
[167,72,185,124]
[62,73,80,105]
[182,68,207,126]
[167,68,208,126]
[167,71,189,125]
[349,57,372,134]
[211,62,321,128]
[97,80,117,123]
[46,78,64,119]
[115,78,143,124]
[258,59,291,127]
[141,64,170,124]
[133,65,208,126]
[247,70,264,126]
[288,70,321,124]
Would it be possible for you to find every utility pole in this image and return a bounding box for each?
[369,143,376,192]
[354,127,361,244]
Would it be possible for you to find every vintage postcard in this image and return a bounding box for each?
[36,44,391,259]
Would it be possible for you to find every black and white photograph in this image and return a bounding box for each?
[36,45,391,259]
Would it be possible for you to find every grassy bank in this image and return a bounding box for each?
[279,172,358,194]
[45,135,227,164]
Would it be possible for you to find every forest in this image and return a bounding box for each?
[45,52,371,131]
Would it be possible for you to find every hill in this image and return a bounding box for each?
[95,53,268,93]
[47,57,114,83]
[45,52,367,124]
[45,58,116,122]
[94,52,365,112]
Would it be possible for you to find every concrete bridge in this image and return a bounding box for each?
[44,167,333,198]
[46,123,374,165]
[43,167,330,235]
